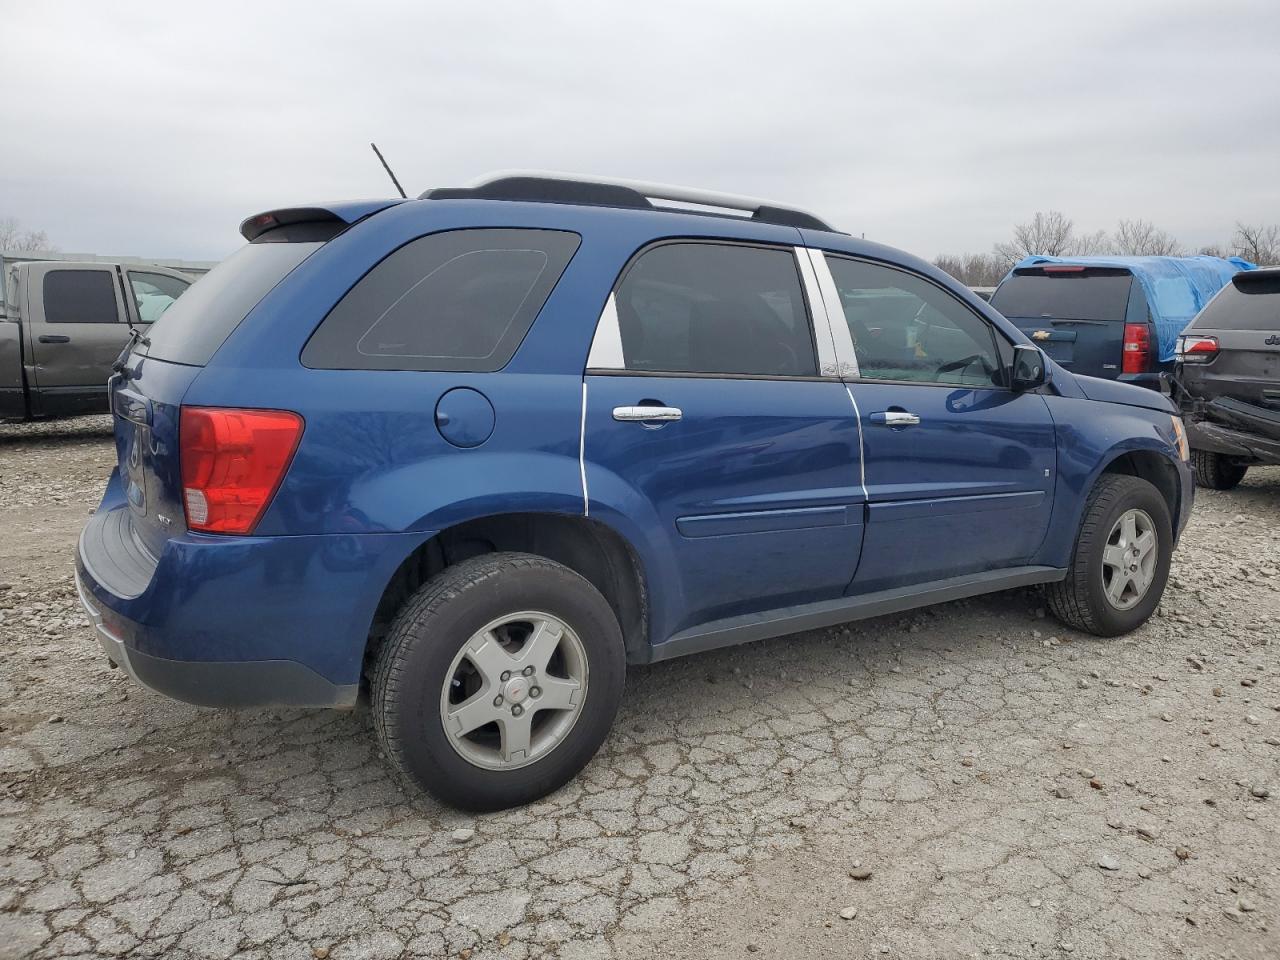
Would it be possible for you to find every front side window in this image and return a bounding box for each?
[611,242,817,377]
[43,270,119,324]
[128,271,189,324]
[825,256,1003,387]
[303,228,580,372]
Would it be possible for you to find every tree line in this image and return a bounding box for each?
[0,217,54,252]
[935,212,1280,286]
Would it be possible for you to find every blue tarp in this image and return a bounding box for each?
[1006,254,1256,363]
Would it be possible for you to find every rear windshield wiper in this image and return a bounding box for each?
[112,326,151,376]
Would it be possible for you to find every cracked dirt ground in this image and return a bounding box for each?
[1,417,1277,960]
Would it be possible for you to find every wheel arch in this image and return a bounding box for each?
[363,512,651,676]
[1096,446,1183,531]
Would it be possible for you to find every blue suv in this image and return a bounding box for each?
[77,174,1194,810]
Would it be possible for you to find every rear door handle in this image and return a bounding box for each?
[38,335,71,344]
[869,411,920,426]
[613,405,682,422]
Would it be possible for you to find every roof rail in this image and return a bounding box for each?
[420,170,836,232]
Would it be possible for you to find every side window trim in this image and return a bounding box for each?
[585,239,839,380]
[793,246,839,378]
[818,250,1011,390]
[805,248,859,378]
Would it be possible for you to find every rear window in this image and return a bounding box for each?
[44,270,120,324]
[303,228,580,372]
[1190,272,1280,331]
[140,241,321,366]
[991,269,1133,322]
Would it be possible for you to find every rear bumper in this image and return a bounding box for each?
[1182,395,1280,465]
[75,502,430,709]
[75,572,357,708]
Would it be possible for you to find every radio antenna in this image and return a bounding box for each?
[370,142,407,198]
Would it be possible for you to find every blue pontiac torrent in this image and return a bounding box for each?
[77,174,1194,810]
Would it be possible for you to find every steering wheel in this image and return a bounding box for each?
[933,353,997,383]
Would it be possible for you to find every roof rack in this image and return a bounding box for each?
[420,171,836,232]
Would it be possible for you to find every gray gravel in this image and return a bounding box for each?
[1,415,1277,960]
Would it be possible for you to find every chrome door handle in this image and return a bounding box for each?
[869,411,920,426]
[613,405,682,422]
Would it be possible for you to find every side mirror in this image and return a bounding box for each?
[1010,344,1048,391]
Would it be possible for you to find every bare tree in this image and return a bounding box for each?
[1111,218,1183,256]
[0,217,53,252]
[1231,222,1280,265]
[993,211,1076,264]
[934,252,1007,287]
[1198,243,1231,259]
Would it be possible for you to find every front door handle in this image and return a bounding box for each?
[869,411,920,426]
[613,405,682,422]
[38,334,71,344]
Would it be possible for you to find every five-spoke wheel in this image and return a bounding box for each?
[372,553,625,811]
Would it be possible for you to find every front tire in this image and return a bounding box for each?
[372,552,626,811]
[1046,474,1172,637]
[1192,450,1247,490]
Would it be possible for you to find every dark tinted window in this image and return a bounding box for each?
[990,269,1133,321]
[43,270,119,324]
[304,229,580,372]
[1190,272,1280,331]
[142,241,321,366]
[826,256,1003,387]
[613,242,816,376]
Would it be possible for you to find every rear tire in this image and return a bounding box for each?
[1047,474,1172,637]
[1192,450,1247,490]
[372,552,626,811]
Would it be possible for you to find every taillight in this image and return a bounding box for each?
[1176,335,1219,364]
[180,407,304,534]
[1122,323,1152,374]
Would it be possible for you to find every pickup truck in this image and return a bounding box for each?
[1,254,194,420]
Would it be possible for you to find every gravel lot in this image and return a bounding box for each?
[1,416,1277,960]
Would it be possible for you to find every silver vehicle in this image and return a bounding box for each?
[1,255,193,420]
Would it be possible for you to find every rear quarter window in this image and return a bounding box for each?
[302,228,580,372]
[1190,272,1280,331]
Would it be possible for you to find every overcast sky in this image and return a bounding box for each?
[6,0,1279,262]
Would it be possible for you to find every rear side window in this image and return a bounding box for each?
[991,269,1133,321]
[303,229,580,372]
[142,242,321,366]
[1190,272,1280,331]
[43,270,120,324]
[611,242,817,377]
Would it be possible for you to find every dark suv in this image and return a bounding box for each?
[1176,267,1280,488]
[77,173,1194,810]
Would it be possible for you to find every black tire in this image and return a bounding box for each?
[1046,474,1173,637]
[1192,450,1247,490]
[372,552,626,811]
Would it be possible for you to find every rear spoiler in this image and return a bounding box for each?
[238,199,405,242]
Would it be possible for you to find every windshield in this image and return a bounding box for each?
[140,241,321,366]
[991,270,1133,322]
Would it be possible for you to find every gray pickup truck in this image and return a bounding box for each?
[1,254,195,420]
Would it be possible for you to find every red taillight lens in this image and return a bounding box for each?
[1177,335,1219,363]
[1122,322,1152,374]
[180,407,304,534]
